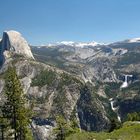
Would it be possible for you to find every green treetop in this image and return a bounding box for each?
[1,67,33,140]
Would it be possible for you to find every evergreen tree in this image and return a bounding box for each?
[54,115,78,140]
[1,67,33,140]
[0,115,8,140]
[127,112,140,121]
[109,118,122,132]
[55,116,67,140]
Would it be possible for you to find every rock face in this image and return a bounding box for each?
[77,85,110,131]
[31,43,128,84]
[118,99,140,120]
[1,30,140,139]
[0,30,34,65]
[31,36,140,128]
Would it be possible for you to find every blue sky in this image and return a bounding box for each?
[0,0,140,45]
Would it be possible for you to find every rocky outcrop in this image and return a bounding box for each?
[1,30,140,139]
[118,99,140,121]
[0,30,34,66]
[0,58,81,139]
[82,57,118,83]
[77,85,110,131]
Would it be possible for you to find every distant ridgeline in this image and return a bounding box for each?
[0,30,140,139]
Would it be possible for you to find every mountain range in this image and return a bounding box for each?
[0,30,140,139]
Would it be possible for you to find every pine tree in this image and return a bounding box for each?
[54,115,78,140]
[127,112,140,121]
[109,118,122,132]
[1,67,33,140]
[0,115,7,140]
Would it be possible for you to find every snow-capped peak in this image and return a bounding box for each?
[127,38,140,43]
[44,41,106,48]
[60,41,75,46]
[54,41,103,48]
[75,41,100,48]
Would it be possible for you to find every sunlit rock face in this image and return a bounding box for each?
[1,30,140,139]
[0,30,34,66]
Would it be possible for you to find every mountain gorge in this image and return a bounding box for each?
[31,37,140,127]
[0,30,140,139]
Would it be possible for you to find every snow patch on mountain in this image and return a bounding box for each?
[46,41,105,48]
[74,42,100,48]
[128,38,140,43]
[60,41,75,46]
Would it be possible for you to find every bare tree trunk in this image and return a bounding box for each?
[13,107,17,140]
[1,126,4,140]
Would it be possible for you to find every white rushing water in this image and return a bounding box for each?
[110,100,116,111]
[109,98,121,122]
[121,75,133,88]
[117,116,121,122]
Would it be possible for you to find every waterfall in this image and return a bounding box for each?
[109,98,121,122]
[110,100,116,111]
[117,116,121,122]
[121,75,133,88]
[125,75,128,82]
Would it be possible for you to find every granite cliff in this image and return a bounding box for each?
[0,31,140,139]
[0,30,34,66]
